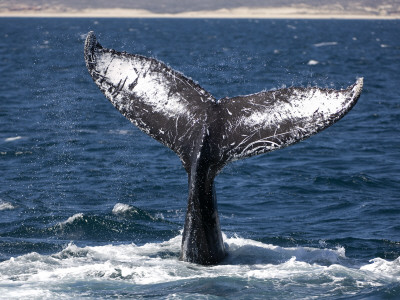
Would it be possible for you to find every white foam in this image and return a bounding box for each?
[0,201,14,211]
[154,213,165,220]
[109,129,131,135]
[0,234,398,298]
[112,203,136,215]
[4,136,22,142]
[361,257,400,280]
[313,42,338,47]
[79,33,88,40]
[307,59,319,65]
[223,235,347,268]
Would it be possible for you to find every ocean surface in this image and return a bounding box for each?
[0,18,399,299]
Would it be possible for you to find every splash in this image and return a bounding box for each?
[0,234,399,299]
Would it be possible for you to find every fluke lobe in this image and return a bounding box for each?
[84,31,363,265]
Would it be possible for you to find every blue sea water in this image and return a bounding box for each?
[0,17,399,299]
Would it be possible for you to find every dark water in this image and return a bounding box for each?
[0,18,399,299]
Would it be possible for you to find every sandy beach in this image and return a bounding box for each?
[0,6,399,19]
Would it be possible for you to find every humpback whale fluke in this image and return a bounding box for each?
[84,31,363,265]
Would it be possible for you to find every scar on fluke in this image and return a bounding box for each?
[84,31,362,265]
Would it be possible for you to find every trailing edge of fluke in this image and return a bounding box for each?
[84,31,362,265]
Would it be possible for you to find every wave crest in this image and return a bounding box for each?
[112,203,137,215]
[59,213,84,226]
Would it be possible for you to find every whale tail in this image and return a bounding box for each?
[84,31,362,174]
[84,31,362,264]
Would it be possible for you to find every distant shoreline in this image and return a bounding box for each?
[1,7,399,19]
